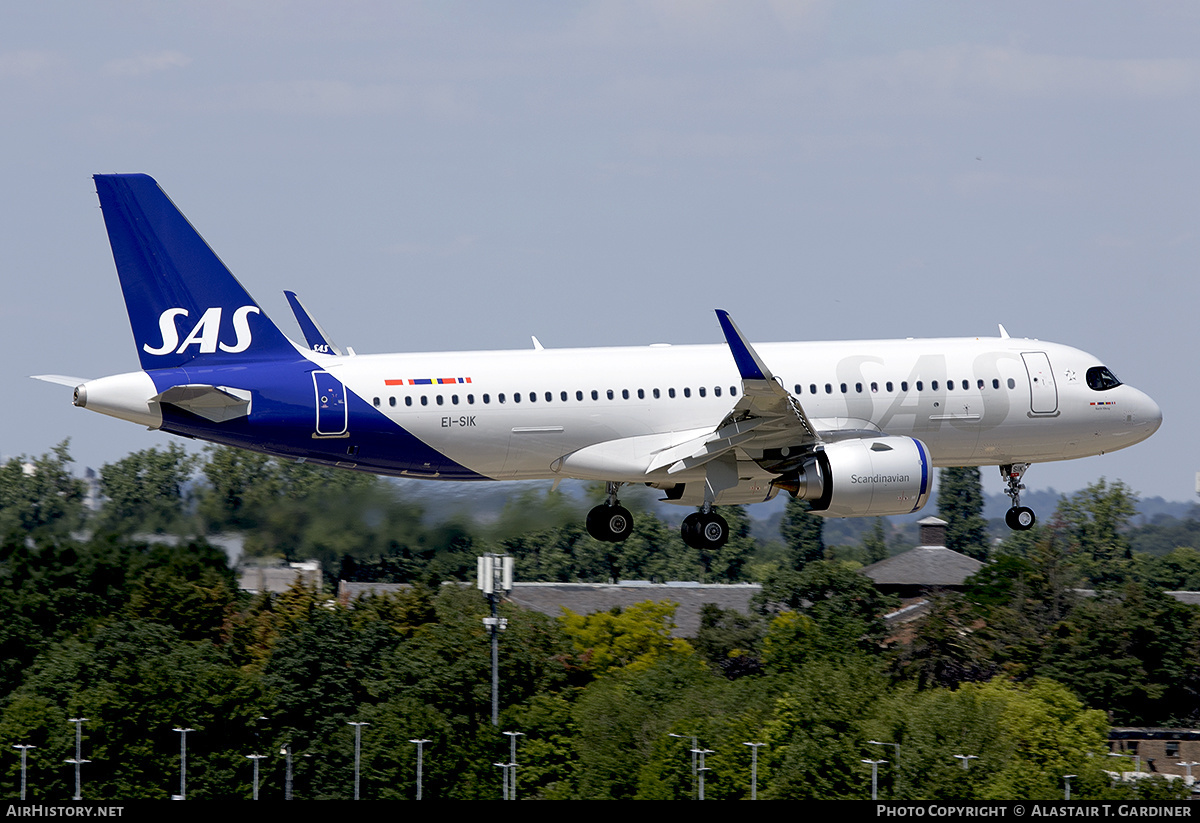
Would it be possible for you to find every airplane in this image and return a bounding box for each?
[37,174,1162,550]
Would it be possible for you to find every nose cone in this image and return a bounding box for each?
[1126,386,1163,444]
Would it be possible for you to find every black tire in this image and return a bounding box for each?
[587,504,634,542]
[1005,506,1036,531]
[680,512,704,549]
[586,505,612,541]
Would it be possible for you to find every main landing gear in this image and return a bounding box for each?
[680,507,730,551]
[1001,463,1037,531]
[586,482,634,543]
[584,483,731,549]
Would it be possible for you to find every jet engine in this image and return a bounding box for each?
[773,435,932,517]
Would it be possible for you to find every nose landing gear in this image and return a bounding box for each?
[1001,463,1036,531]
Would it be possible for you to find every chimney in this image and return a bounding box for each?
[917,516,948,548]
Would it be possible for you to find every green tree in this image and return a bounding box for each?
[560,600,694,675]
[1057,478,1139,586]
[95,444,198,534]
[863,518,889,564]
[781,497,825,569]
[937,467,988,560]
[0,441,85,538]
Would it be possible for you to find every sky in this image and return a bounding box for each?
[3,1,1197,509]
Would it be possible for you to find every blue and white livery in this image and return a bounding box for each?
[41,174,1162,548]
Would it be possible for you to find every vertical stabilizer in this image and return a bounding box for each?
[94,174,295,370]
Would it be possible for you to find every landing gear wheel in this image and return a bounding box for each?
[681,512,703,549]
[1005,506,1036,531]
[586,504,634,542]
[1000,464,1036,532]
[698,512,729,549]
[681,511,729,549]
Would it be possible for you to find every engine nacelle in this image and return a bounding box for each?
[774,435,932,517]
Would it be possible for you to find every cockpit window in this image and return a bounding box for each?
[1086,366,1122,391]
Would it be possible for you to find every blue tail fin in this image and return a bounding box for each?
[94,174,296,370]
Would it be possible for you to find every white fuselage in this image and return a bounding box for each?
[315,335,1160,488]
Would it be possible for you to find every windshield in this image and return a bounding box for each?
[1086,366,1122,391]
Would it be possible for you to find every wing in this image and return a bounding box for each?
[555,310,825,501]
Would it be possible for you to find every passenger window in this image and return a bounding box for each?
[855,383,863,393]
[421,396,429,406]
[683,387,691,398]
[885,382,893,392]
[591,390,599,400]
[638,389,645,399]
[452,395,459,405]
[528,392,535,402]
[622,389,630,399]
[992,379,999,390]
[916,381,923,391]
[730,387,738,396]
[825,383,832,394]
[810,384,817,394]
[840,383,847,393]
[576,390,583,401]
[607,389,614,400]
[406,396,413,407]
[437,395,444,405]
[699,387,706,397]
[714,386,722,397]
[900,381,908,392]
[498,393,506,404]
[482,394,490,404]
[468,394,475,404]
[373,397,380,407]
[389,396,397,407]
[1007,378,1016,389]
[560,391,568,401]
[669,388,676,398]
[947,381,953,391]
[871,382,878,393]
[794,384,802,394]
[653,388,661,399]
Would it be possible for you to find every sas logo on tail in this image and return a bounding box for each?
[144,306,260,355]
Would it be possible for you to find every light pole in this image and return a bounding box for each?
[668,733,698,798]
[410,739,430,800]
[503,731,524,800]
[743,741,766,800]
[477,554,513,726]
[13,745,35,801]
[692,748,714,800]
[281,744,294,800]
[245,754,266,800]
[954,754,978,770]
[349,721,369,800]
[495,761,512,800]
[1064,774,1077,800]
[66,718,88,801]
[862,758,887,801]
[173,727,194,800]
[868,740,900,796]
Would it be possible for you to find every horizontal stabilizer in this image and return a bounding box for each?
[31,374,91,387]
[152,384,252,423]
